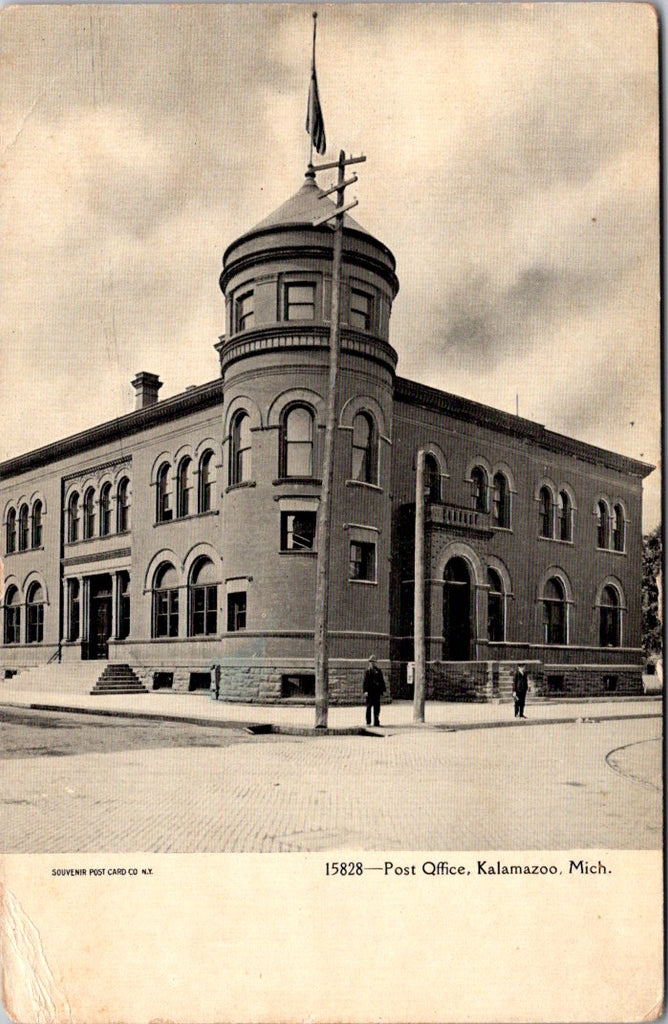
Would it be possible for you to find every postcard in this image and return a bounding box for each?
[0,5,662,1022]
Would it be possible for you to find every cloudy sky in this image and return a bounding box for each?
[0,3,660,527]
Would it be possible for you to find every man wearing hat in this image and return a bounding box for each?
[513,662,529,719]
[363,655,386,727]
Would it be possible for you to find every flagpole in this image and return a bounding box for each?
[309,12,317,169]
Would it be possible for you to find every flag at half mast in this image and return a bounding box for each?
[306,13,326,156]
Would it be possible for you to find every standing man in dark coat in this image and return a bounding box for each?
[513,663,529,718]
[363,655,386,727]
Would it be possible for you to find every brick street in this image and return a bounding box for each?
[0,708,660,853]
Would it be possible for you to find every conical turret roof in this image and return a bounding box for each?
[223,172,396,274]
[250,175,366,234]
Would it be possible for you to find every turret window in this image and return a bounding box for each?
[235,290,254,332]
[351,412,378,484]
[285,283,315,321]
[230,413,252,485]
[281,405,314,478]
[350,288,373,331]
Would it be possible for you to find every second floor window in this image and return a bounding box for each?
[612,504,626,552]
[471,467,488,513]
[557,491,573,542]
[18,504,29,551]
[351,412,377,484]
[199,451,215,512]
[117,478,130,533]
[31,501,43,548]
[83,488,96,540]
[6,508,16,554]
[597,501,610,549]
[230,413,251,485]
[100,484,112,536]
[281,405,314,478]
[492,473,510,528]
[156,464,172,522]
[539,487,553,539]
[177,458,192,518]
[68,492,80,543]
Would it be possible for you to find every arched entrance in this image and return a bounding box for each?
[443,557,472,660]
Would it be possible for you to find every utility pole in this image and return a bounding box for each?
[413,449,426,723]
[311,149,365,728]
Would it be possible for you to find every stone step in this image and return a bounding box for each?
[90,664,147,695]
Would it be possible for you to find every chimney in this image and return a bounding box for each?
[131,372,163,410]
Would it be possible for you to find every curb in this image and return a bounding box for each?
[0,701,662,736]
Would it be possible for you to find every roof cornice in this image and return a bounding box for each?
[0,379,224,480]
[394,377,655,480]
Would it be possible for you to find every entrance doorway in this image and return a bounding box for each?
[89,574,112,659]
[443,557,472,660]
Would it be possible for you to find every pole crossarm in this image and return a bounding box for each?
[311,154,366,172]
[313,198,359,227]
[317,174,358,199]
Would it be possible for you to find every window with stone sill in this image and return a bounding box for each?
[284,283,315,322]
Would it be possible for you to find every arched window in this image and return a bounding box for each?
[599,585,621,648]
[156,464,172,522]
[351,412,377,484]
[557,491,572,542]
[189,557,218,636]
[470,467,488,513]
[230,413,251,485]
[596,501,610,549]
[152,563,179,638]
[67,578,80,641]
[199,450,215,513]
[492,473,510,528]
[6,508,16,554]
[3,585,20,644]
[281,405,314,478]
[612,504,626,552]
[26,582,44,644]
[177,458,192,518]
[31,500,43,548]
[539,487,553,539]
[18,504,29,552]
[99,483,112,537]
[117,477,130,533]
[424,454,441,502]
[68,492,80,543]
[542,577,566,645]
[83,488,96,540]
[487,568,505,642]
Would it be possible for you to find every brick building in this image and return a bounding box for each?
[0,170,653,701]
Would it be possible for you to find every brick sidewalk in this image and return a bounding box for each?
[0,684,662,732]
